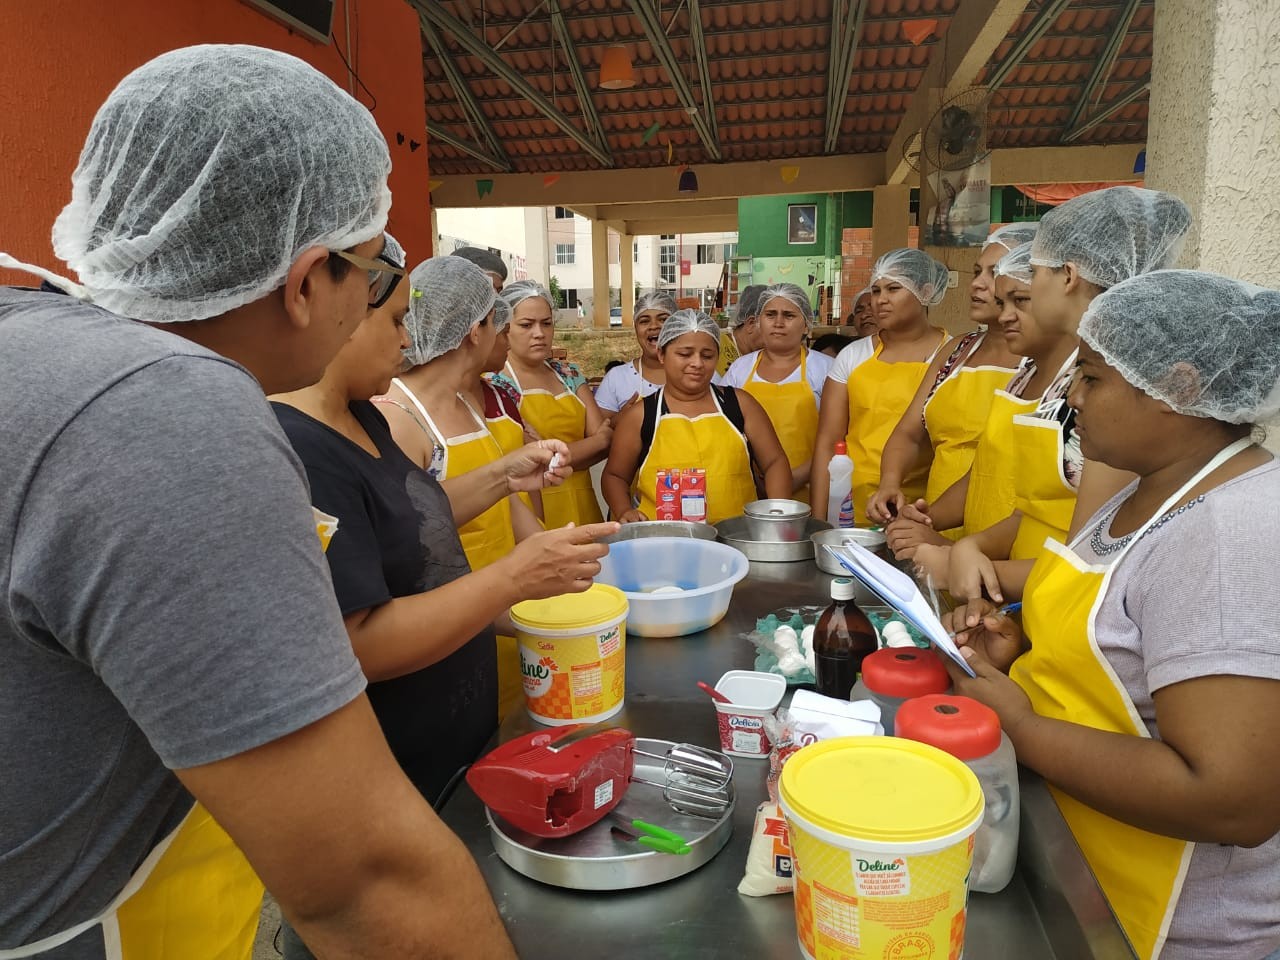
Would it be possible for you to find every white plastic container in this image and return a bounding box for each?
[895,694,1019,893]
[826,441,855,528]
[712,670,786,758]
[596,537,748,637]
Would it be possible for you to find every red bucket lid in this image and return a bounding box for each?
[861,647,950,699]
[895,694,1002,760]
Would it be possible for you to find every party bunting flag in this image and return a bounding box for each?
[781,165,800,184]
[667,140,673,164]
[543,174,561,188]
[641,122,661,144]
[428,179,444,192]
[476,179,494,199]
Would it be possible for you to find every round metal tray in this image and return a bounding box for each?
[486,738,735,890]
[715,516,831,562]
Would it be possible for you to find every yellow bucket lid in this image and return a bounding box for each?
[780,737,983,844]
[511,583,629,632]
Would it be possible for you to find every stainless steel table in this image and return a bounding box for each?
[440,559,1136,959]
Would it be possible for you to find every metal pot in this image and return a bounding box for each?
[811,527,889,574]
[741,499,811,542]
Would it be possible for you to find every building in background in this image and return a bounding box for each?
[436,205,736,322]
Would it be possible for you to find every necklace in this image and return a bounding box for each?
[1089,494,1207,557]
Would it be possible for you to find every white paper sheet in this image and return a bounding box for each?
[822,543,976,677]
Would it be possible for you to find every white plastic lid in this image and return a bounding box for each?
[830,577,855,600]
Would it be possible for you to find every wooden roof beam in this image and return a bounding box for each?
[415,1,614,168]
[824,0,870,153]
[627,0,722,161]
[884,0,1030,184]
[1060,0,1144,138]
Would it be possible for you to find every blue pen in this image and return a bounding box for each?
[996,602,1023,616]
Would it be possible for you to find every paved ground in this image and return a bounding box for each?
[252,895,283,960]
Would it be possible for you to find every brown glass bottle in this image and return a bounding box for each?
[814,577,878,700]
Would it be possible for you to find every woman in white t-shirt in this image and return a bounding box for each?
[722,283,831,501]
[594,292,676,415]
[944,270,1280,960]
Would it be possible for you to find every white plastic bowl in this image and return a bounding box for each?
[596,537,749,637]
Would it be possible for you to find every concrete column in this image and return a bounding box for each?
[871,184,912,259]
[619,233,635,327]
[1145,0,1280,286]
[590,218,610,328]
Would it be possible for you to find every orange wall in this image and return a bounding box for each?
[0,0,431,288]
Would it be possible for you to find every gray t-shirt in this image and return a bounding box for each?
[0,288,366,956]
[1074,458,1280,960]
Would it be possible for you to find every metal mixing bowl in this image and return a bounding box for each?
[811,527,890,574]
[602,520,717,544]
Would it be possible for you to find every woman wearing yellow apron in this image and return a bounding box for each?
[717,284,765,378]
[945,271,1280,960]
[722,283,832,503]
[493,280,609,528]
[867,225,1033,546]
[376,259,554,722]
[603,309,792,525]
[811,248,951,526]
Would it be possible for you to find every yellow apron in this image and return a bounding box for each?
[0,804,262,959]
[1007,410,1077,560]
[505,363,604,529]
[923,361,1019,505]
[1012,439,1252,959]
[845,335,946,525]
[959,389,1035,540]
[717,329,740,377]
[394,379,523,721]
[634,388,756,525]
[741,350,819,504]
[480,384,536,516]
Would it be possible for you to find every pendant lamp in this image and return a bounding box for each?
[599,44,636,90]
[677,167,699,193]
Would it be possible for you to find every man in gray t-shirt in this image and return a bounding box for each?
[0,45,514,959]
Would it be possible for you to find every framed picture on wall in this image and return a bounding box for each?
[787,204,818,244]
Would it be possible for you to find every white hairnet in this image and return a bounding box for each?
[658,309,721,349]
[871,248,950,307]
[1029,186,1192,289]
[733,284,767,328]
[498,279,555,314]
[382,232,406,270]
[983,223,1038,253]
[635,291,678,316]
[1079,270,1280,425]
[492,298,513,333]
[404,257,498,366]
[51,44,391,324]
[993,243,1034,285]
[757,283,816,326]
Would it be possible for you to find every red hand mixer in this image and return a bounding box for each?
[466,724,733,838]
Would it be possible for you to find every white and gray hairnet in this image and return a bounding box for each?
[404,257,499,366]
[51,44,391,323]
[983,223,1038,254]
[381,232,406,270]
[1079,270,1280,425]
[993,243,1034,286]
[450,246,508,283]
[498,279,555,314]
[757,283,816,326]
[732,284,767,328]
[658,308,722,349]
[871,248,950,307]
[1030,186,1192,289]
[635,291,679,316]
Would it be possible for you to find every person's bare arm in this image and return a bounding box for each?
[567,383,613,470]
[809,377,851,522]
[601,402,646,522]
[176,696,518,959]
[344,521,617,681]
[377,399,435,472]
[923,471,971,533]
[868,343,952,522]
[1069,458,1136,538]
[738,389,792,500]
[947,514,1024,601]
[952,655,1280,847]
[509,494,544,540]
[440,439,569,527]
